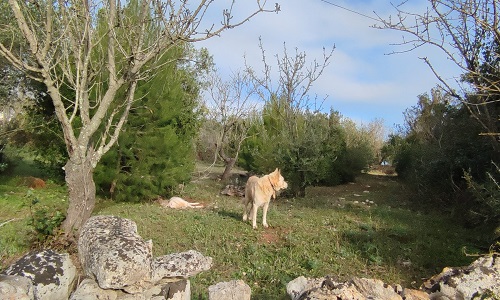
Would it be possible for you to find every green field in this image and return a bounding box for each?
[0,164,490,299]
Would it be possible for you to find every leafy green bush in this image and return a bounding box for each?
[464,162,500,230]
[240,106,339,196]
[390,88,499,226]
[240,99,376,196]
[27,195,65,242]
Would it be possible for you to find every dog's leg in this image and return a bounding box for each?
[248,202,254,221]
[262,202,269,228]
[243,197,253,222]
[251,203,258,229]
[243,198,249,221]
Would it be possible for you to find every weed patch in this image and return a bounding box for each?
[0,178,68,269]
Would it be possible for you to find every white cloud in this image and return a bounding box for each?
[196,0,464,130]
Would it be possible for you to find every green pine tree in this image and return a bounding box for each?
[95,44,204,202]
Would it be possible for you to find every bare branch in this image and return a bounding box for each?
[376,0,500,142]
[247,39,335,113]
[203,68,259,179]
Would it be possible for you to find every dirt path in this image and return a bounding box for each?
[303,172,407,209]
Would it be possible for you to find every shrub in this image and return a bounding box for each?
[464,162,500,229]
[27,194,65,242]
[94,45,202,202]
[240,103,376,196]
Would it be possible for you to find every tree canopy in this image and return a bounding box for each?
[95,43,206,201]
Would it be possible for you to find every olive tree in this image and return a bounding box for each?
[0,0,278,240]
[243,40,336,196]
[203,70,258,180]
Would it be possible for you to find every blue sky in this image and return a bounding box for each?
[196,0,462,134]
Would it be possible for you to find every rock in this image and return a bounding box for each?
[78,215,153,291]
[287,276,403,300]
[144,279,190,300]
[208,280,251,300]
[394,284,403,294]
[70,278,117,300]
[116,293,147,300]
[78,215,212,298]
[423,255,500,299]
[4,215,213,299]
[71,278,190,300]
[0,274,34,300]
[351,277,401,300]
[4,250,76,300]
[287,276,319,300]
[152,250,213,281]
[402,288,430,300]
[287,276,365,300]
[286,255,499,300]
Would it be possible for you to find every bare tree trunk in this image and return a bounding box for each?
[292,171,306,197]
[221,157,236,181]
[218,135,246,181]
[61,157,96,239]
[218,144,236,181]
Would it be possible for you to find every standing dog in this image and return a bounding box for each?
[243,168,288,229]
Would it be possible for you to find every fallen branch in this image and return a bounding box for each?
[0,218,20,227]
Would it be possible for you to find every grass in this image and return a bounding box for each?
[0,161,492,299]
[0,175,68,268]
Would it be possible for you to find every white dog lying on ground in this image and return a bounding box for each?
[159,197,204,209]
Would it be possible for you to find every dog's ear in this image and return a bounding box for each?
[274,168,282,181]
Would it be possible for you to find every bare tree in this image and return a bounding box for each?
[375,0,500,149]
[204,69,258,180]
[243,40,335,196]
[247,39,335,119]
[0,0,278,240]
